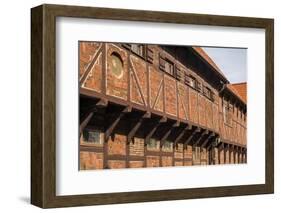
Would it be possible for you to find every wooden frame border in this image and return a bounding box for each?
[31,4,274,208]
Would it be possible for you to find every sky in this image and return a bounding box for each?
[202,47,247,84]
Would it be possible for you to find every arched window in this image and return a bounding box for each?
[109,52,124,79]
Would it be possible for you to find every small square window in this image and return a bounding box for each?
[83,129,103,144]
[162,140,173,151]
[147,138,159,149]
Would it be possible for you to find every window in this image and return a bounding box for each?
[82,129,103,144]
[110,52,124,79]
[162,140,173,151]
[164,59,174,76]
[196,81,202,92]
[223,101,232,126]
[175,66,184,81]
[184,73,189,85]
[147,138,159,149]
[131,44,145,58]
[146,46,154,63]
[189,75,196,88]
[204,86,212,100]
[159,54,174,76]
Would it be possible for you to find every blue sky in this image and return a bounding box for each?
[202,47,247,84]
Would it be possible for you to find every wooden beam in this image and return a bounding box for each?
[143,111,151,118]
[123,105,132,113]
[201,132,215,148]
[144,120,161,144]
[159,116,167,123]
[79,111,94,134]
[193,130,208,147]
[104,107,129,143]
[130,61,147,106]
[151,79,163,109]
[172,121,180,127]
[207,137,217,150]
[174,124,192,146]
[160,122,175,147]
[183,127,200,148]
[96,98,108,108]
[127,117,144,144]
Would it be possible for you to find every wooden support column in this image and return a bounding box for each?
[233,145,236,163]
[227,144,231,163]
[218,142,224,164]
[238,146,241,164]
[207,142,216,165]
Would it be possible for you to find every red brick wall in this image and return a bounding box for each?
[164,76,177,116]
[162,156,173,167]
[177,83,189,120]
[146,156,160,167]
[149,66,164,112]
[80,151,103,170]
[79,42,101,78]
[129,137,144,156]
[107,160,126,169]
[108,134,126,155]
[189,89,199,123]
[129,161,144,168]
[130,55,148,106]
[83,53,103,92]
[79,42,247,170]
[106,44,128,100]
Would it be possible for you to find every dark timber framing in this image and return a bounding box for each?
[31,4,274,208]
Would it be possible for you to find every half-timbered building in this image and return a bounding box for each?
[79,42,247,170]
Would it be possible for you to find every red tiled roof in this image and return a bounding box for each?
[231,82,247,103]
[192,47,228,81]
[192,47,246,104]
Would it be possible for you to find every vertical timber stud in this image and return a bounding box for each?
[228,144,231,164]
[127,48,131,103]
[163,72,166,114]
[223,143,226,164]
[146,51,151,112]
[102,43,106,95]
[233,145,236,163]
